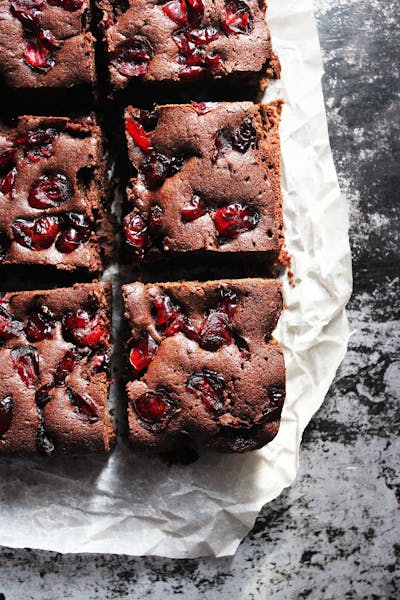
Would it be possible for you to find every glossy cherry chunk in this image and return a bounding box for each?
[10,0,44,29]
[0,305,23,341]
[181,195,206,222]
[0,149,17,197]
[190,101,219,115]
[222,0,253,35]
[140,152,170,189]
[25,305,55,342]
[126,117,153,153]
[28,173,73,209]
[129,332,158,372]
[186,369,226,413]
[111,38,152,77]
[14,128,56,163]
[12,216,60,250]
[123,213,148,257]
[198,309,231,350]
[162,0,188,25]
[63,309,106,347]
[24,33,58,72]
[56,213,91,253]
[68,387,99,422]
[54,350,76,386]
[232,116,257,153]
[11,345,39,387]
[134,391,176,431]
[0,396,13,437]
[214,203,259,239]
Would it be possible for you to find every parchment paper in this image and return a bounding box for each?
[0,0,352,558]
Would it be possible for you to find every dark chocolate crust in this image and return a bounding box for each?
[123,100,284,259]
[0,281,114,455]
[98,0,279,91]
[0,114,112,272]
[123,278,285,453]
[0,0,95,92]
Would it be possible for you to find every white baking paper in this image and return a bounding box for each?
[0,0,352,558]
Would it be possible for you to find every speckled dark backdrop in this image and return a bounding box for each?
[0,0,399,597]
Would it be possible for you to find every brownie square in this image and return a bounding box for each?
[122,101,284,261]
[0,281,114,455]
[98,0,280,92]
[0,0,96,94]
[123,278,285,453]
[0,114,112,272]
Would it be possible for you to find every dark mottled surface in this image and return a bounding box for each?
[0,0,399,597]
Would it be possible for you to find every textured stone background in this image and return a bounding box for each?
[0,0,399,597]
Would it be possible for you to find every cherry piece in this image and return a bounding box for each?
[35,383,53,407]
[54,350,76,386]
[153,293,198,340]
[162,0,188,25]
[91,351,111,375]
[190,101,219,115]
[25,305,55,342]
[126,117,153,153]
[24,35,57,72]
[14,128,56,163]
[0,149,17,197]
[12,215,60,250]
[186,0,204,21]
[63,309,106,347]
[134,391,176,430]
[47,0,83,11]
[11,345,39,387]
[212,127,232,161]
[222,0,253,35]
[129,332,158,372]
[232,116,257,152]
[262,386,285,420]
[181,195,206,222]
[10,0,43,29]
[186,26,219,44]
[140,152,170,189]
[198,310,231,350]
[56,213,91,253]
[67,387,99,422]
[213,203,259,239]
[130,106,159,131]
[0,233,10,262]
[28,173,73,209]
[123,213,149,257]
[0,305,23,341]
[36,424,55,455]
[173,28,220,79]
[0,396,13,437]
[186,369,226,413]
[111,38,152,77]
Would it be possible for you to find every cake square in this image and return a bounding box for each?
[0,0,96,94]
[0,281,114,455]
[0,114,111,272]
[123,278,285,453]
[98,0,280,92]
[122,101,284,261]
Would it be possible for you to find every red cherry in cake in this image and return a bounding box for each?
[162,0,188,25]
[56,213,91,253]
[232,116,257,152]
[28,173,73,209]
[0,396,13,437]
[123,213,149,257]
[181,195,206,222]
[222,0,253,35]
[11,345,39,387]
[25,305,55,342]
[214,203,259,239]
[54,350,76,386]
[24,36,56,72]
[14,128,56,163]
[35,383,53,407]
[67,387,99,421]
[186,27,219,44]
[140,153,170,189]
[186,369,226,413]
[12,215,60,250]
[126,117,153,153]
[129,332,158,373]
[134,391,176,430]
[186,0,204,21]
[198,310,231,350]
[130,106,159,131]
[91,351,111,375]
[190,101,219,115]
[0,149,17,197]
[63,309,106,348]
[111,38,152,77]
[0,395,13,437]
[153,293,198,340]
[0,305,23,341]
[10,0,44,29]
